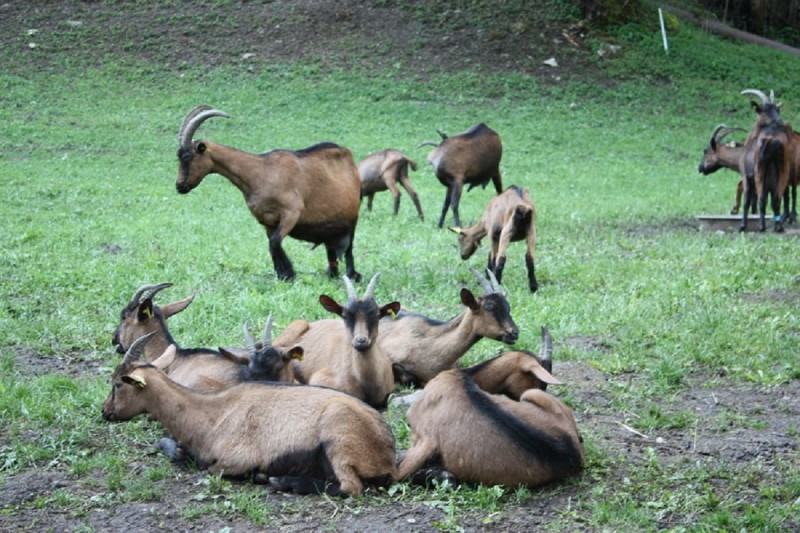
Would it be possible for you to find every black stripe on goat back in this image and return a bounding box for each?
[294,142,342,156]
[461,373,582,472]
[462,123,492,138]
[507,184,525,198]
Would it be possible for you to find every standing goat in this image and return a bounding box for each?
[419,123,503,228]
[176,105,362,281]
[739,89,793,232]
[395,327,584,488]
[102,335,397,497]
[282,274,401,408]
[697,124,754,215]
[381,268,519,387]
[359,149,424,220]
[450,185,538,293]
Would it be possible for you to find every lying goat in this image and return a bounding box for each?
[382,268,519,387]
[396,326,584,487]
[739,89,792,232]
[451,185,538,293]
[102,335,396,497]
[283,274,401,408]
[218,315,304,383]
[359,149,424,220]
[697,124,754,215]
[110,282,247,391]
[176,105,362,281]
[419,123,503,228]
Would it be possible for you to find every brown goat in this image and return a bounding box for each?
[102,335,396,497]
[176,105,362,281]
[450,185,538,293]
[395,327,584,487]
[739,89,793,232]
[285,274,401,408]
[419,123,503,228]
[381,268,519,387]
[109,282,247,392]
[697,124,755,215]
[359,149,424,220]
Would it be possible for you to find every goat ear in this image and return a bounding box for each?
[319,295,343,316]
[460,288,480,310]
[122,373,147,389]
[138,299,155,321]
[218,346,250,366]
[161,293,195,319]
[526,364,562,385]
[380,301,402,319]
[151,344,178,371]
[283,345,304,362]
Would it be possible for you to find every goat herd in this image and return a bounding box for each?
[699,88,800,231]
[100,103,583,497]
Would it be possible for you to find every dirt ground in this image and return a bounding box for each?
[1,1,798,531]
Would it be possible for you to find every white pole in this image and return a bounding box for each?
[659,8,669,54]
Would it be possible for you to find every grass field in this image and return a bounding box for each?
[1,1,799,531]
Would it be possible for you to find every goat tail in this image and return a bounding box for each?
[406,158,418,172]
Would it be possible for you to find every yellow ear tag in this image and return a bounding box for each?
[132,375,147,389]
[142,307,153,319]
[389,308,398,320]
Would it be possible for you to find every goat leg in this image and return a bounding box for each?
[526,253,538,293]
[438,186,453,228]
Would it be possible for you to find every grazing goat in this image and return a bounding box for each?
[176,105,362,281]
[110,282,247,392]
[381,268,519,387]
[450,185,538,293]
[218,315,304,383]
[418,123,503,228]
[359,149,424,220]
[102,335,396,497]
[697,124,755,215]
[395,326,584,488]
[739,89,793,232]
[284,274,401,408]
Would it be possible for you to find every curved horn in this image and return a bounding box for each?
[179,106,230,150]
[715,126,746,143]
[539,326,553,364]
[262,314,273,346]
[243,321,256,355]
[135,282,173,305]
[741,89,769,105]
[363,273,381,300]
[178,105,212,141]
[121,332,155,367]
[486,269,503,293]
[342,275,358,302]
[470,267,494,294]
[417,140,440,148]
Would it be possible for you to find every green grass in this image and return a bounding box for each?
[1,1,799,531]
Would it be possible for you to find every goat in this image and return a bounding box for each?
[285,274,401,408]
[418,123,503,228]
[395,326,584,488]
[381,268,519,387]
[739,89,793,232]
[110,282,247,392]
[450,185,538,293]
[697,124,755,215]
[358,149,424,220]
[217,315,304,383]
[176,105,362,281]
[102,335,397,497]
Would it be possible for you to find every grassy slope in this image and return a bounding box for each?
[1,1,799,531]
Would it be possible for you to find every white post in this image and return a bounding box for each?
[659,8,669,55]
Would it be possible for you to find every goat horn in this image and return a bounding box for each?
[486,269,503,294]
[121,332,155,367]
[262,314,273,346]
[135,282,173,305]
[179,106,230,150]
[716,126,746,143]
[436,129,448,140]
[178,105,212,141]
[417,140,440,148]
[741,89,769,105]
[469,267,494,294]
[539,326,553,364]
[363,273,381,300]
[243,321,256,355]
[342,275,358,302]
